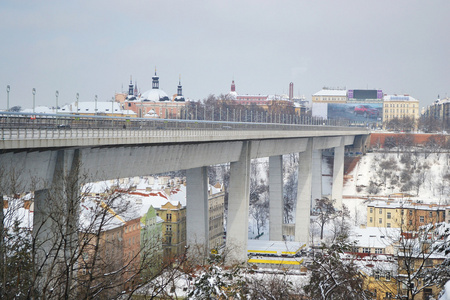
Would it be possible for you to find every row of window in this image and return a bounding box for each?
[125,223,140,233]
[385,109,415,114]
[373,270,391,281]
[362,248,383,254]
[385,103,417,108]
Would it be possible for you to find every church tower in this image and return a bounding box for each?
[231,80,236,92]
[177,76,183,96]
[128,76,134,96]
[152,69,160,89]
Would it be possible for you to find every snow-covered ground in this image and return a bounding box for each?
[249,151,450,242]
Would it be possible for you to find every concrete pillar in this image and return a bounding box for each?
[295,139,312,246]
[269,155,283,241]
[226,141,251,263]
[311,149,323,209]
[332,139,345,208]
[33,149,80,295]
[186,166,209,257]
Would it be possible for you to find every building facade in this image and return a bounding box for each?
[382,94,420,129]
[122,72,187,118]
[312,88,347,103]
[366,200,446,230]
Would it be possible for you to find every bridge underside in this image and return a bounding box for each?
[0,134,365,263]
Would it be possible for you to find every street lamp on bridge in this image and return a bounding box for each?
[32,88,36,113]
[76,93,79,113]
[6,85,10,111]
[55,90,59,114]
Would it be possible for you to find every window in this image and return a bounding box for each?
[379,218,382,224]
[429,211,433,218]
[420,216,425,222]
[363,248,370,253]
[370,207,373,213]
[166,225,172,231]
[387,223,391,228]
[409,210,413,216]
[386,292,392,298]
[374,271,380,280]
[379,209,382,214]
[387,212,391,219]
[385,272,391,281]
[375,248,383,254]
[370,217,373,223]
[167,213,172,221]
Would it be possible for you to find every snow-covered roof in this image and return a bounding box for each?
[349,227,400,249]
[144,109,159,118]
[383,94,418,102]
[22,106,56,114]
[209,184,223,195]
[247,240,305,254]
[367,199,448,211]
[313,89,347,97]
[59,101,123,114]
[3,196,34,229]
[139,88,170,102]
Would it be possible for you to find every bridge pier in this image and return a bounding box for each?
[226,141,251,263]
[33,149,80,296]
[295,139,312,246]
[269,155,283,241]
[186,166,210,257]
[311,149,323,209]
[332,138,345,208]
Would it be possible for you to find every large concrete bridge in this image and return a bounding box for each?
[0,112,370,262]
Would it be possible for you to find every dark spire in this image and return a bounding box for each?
[231,79,235,92]
[128,75,134,96]
[177,75,183,96]
[152,68,159,89]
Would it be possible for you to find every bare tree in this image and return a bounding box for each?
[313,197,337,240]
[0,165,188,299]
[303,237,373,300]
[250,193,269,237]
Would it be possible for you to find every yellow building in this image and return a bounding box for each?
[209,183,225,250]
[366,200,446,230]
[312,88,347,103]
[363,269,398,300]
[396,249,445,299]
[382,95,420,129]
[157,202,186,259]
[367,201,405,229]
[153,180,225,258]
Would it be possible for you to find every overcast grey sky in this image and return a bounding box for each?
[1,0,449,110]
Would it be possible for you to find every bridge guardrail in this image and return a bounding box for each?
[0,112,370,142]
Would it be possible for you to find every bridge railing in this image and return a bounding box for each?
[0,112,368,140]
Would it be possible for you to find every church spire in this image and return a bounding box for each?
[128,75,134,96]
[231,79,236,92]
[152,67,159,89]
[177,75,183,96]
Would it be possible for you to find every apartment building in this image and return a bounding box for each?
[366,200,446,230]
[382,94,420,129]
